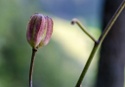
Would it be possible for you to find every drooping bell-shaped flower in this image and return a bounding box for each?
[26,13,53,49]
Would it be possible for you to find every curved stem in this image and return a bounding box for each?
[71,19,97,43]
[29,48,37,87]
[74,0,125,87]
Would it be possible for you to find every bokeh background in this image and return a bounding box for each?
[0,0,103,87]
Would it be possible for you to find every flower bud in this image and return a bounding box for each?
[26,13,53,49]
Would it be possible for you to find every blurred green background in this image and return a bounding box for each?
[0,0,102,87]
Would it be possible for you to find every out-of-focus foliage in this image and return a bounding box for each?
[0,0,100,87]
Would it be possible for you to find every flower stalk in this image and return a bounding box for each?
[29,48,37,87]
[72,0,125,87]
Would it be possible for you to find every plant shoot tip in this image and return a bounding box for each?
[71,18,78,25]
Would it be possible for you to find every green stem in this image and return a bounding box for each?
[29,48,37,87]
[98,0,125,44]
[71,19,97,43]
[75,42,98,87]
[74,0,125,87]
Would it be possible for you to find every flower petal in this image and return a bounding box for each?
[43,16,53,45]
[26,14,46,48]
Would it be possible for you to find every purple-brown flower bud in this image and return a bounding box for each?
[26,13,53,49]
